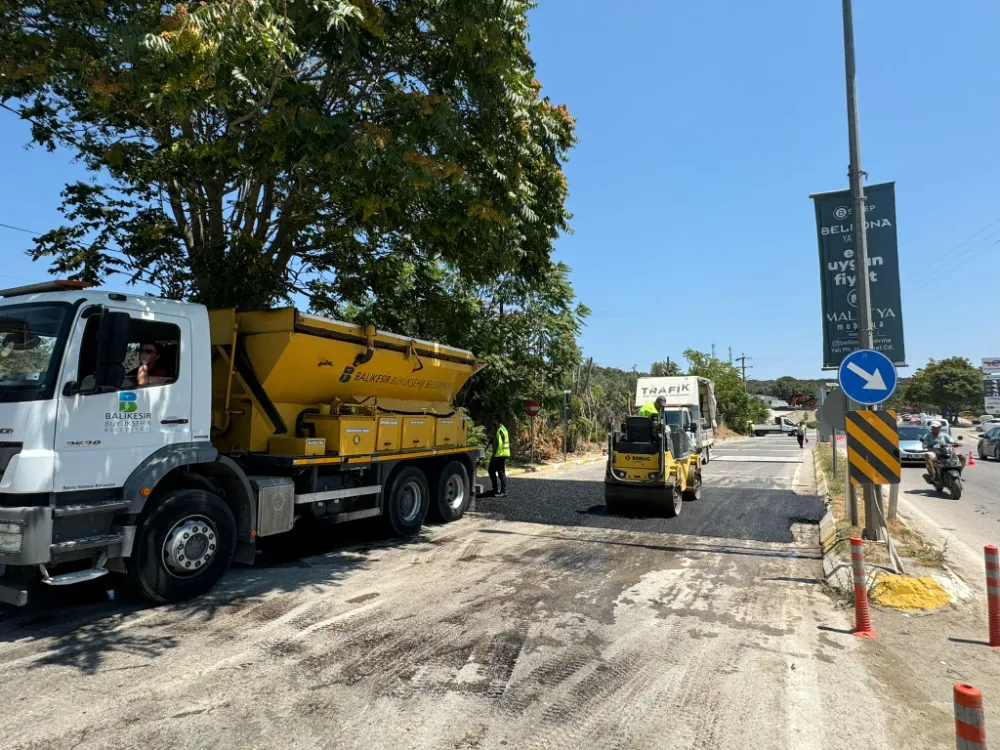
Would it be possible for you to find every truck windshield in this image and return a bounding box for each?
[0,303,71,403]
[664,411,684,428]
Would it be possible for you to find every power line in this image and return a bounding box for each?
[908,213,1000,284]
[912,237,1000,291]
[0,221,41,235]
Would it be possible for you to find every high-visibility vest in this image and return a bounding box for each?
[495,425,510,457]
[637,402,658,418]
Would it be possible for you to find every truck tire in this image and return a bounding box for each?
[384,466,430,537]
[430,461,471,523]
[128,489,237,604]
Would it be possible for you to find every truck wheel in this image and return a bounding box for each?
[683,467,702,502]
[384,466,430,537]
[430,461,470,523]
[128,489,236,604]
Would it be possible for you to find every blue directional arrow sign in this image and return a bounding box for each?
[838,349,898,406]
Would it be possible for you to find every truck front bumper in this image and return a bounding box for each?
[0,506,53,567]
[0,506,53,606]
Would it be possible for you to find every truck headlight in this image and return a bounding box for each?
[614,470,626,479]
[0,522,23,554]
[648,472,659,479]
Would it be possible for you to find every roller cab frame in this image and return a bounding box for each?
[605,414,702,517]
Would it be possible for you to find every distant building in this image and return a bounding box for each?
[753,394,790,409]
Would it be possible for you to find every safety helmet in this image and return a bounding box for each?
[655,395,668,408]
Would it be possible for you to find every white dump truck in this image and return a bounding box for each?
[634,376,717,464]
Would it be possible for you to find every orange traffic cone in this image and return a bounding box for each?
[968,450,977,467]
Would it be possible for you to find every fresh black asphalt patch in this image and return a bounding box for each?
[474,477,826,544]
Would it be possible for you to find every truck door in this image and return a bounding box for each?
[54,309,193,494]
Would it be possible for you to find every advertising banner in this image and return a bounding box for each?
[982,358,1000,375]
[984,375,1000,414]
[812,182,905,369]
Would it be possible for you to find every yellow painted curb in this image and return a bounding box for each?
[871,573,950,611]
[477,454,605,479]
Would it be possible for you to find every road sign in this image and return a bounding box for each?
[819,388,847,432]
[846,410,900,485]
[838,349,897,406]
[525,400,541,417]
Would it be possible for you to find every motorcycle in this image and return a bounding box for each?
[923,437,964,499]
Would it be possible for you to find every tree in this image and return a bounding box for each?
[1,0,575,310]
[904,357,983,419]
[650,359,682,377]
[769,376,800,403]
[683,349,768,434]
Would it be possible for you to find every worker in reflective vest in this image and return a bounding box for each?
[637,396,667,419]
[489,422,510,497]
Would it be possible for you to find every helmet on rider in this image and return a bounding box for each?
[655,396,668,410]
[929,420,942,433]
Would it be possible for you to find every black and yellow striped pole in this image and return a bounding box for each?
[845,410,901,486]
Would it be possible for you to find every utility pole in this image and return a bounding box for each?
[711,343,716,360]
[841,0,879,541]
[728,346,732,365]
[735,354,752,391]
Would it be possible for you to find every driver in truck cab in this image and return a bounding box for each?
[124,341,171,387]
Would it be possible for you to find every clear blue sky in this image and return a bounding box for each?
[2,0,999,380]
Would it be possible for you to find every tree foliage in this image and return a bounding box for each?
[1,0,575,311]
[904,357,983,417]
[649,359,682,377]
[684,349,768,433]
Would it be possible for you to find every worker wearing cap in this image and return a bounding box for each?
[638,395,667,419]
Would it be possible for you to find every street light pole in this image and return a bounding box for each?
[841,0,879,540]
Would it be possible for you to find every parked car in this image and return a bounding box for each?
[898,425,931,465]
[979,427,1000,461]
[977,416,1000,433]
[900,413,912,422]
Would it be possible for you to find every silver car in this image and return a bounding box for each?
[897,424,931,465]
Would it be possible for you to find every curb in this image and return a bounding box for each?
[812,447,854,594]
[477,454,605,480]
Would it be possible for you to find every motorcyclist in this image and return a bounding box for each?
[921,420,955,477]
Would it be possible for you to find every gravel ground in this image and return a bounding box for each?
[0,435,960,749]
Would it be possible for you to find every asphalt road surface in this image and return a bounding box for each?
[476,433,824,543]
[897,426,1000,559]
[0,435,952,749]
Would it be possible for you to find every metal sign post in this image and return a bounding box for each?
[562,390,571,462]
[838,349,898,539]
[525,400,540,464]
